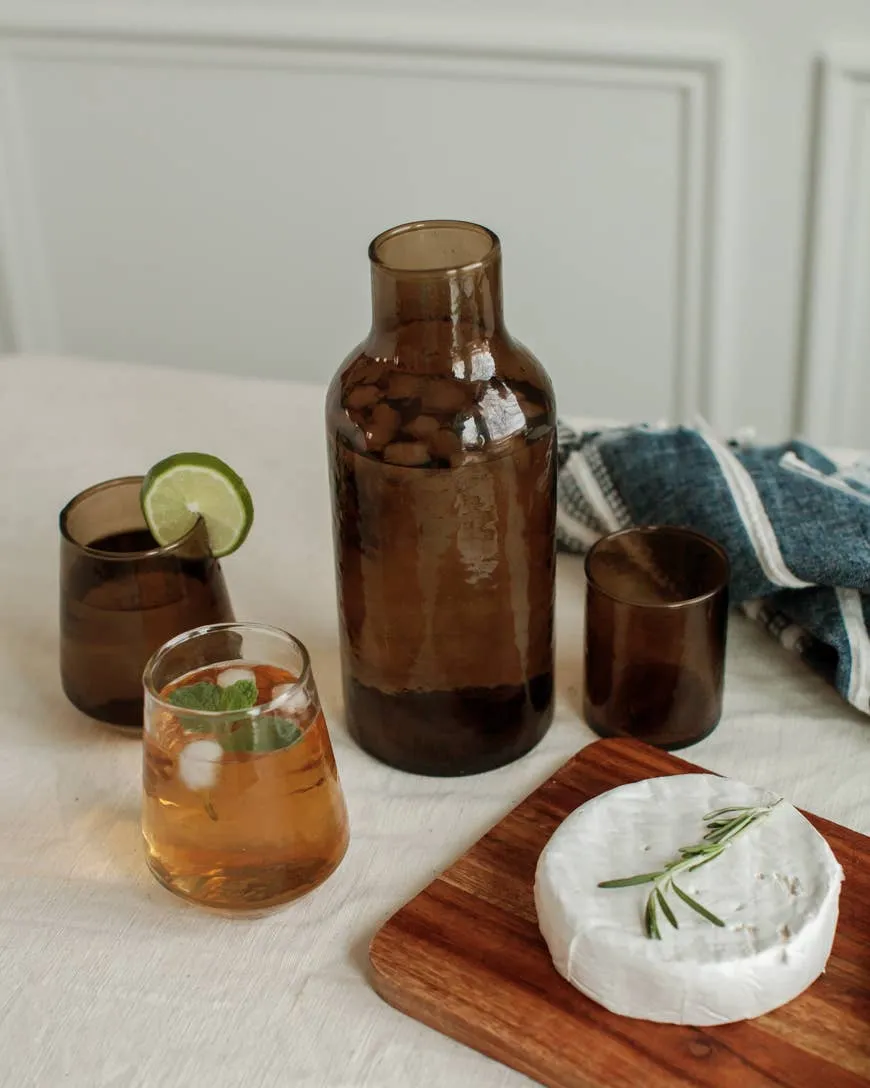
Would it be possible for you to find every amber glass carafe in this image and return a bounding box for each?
[326,221,556,776]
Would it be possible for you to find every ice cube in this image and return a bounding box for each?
[272,683,310,715]
[383,441,430,466]
[178,739,223,791]
[216,667,256,688]
[146,708,185,757]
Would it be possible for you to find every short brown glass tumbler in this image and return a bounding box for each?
[60,477,234,731]
[583,526,730,749]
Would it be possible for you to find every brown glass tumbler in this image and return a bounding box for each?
[60,476,234,732]
[583,526,730,749]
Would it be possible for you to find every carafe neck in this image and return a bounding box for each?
[369,221,504,341]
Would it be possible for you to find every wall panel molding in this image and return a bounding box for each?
[0,39,59,352]
[802,49,870,445]
[0,6,733,424]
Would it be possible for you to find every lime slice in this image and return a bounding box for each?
[141,452,253,557]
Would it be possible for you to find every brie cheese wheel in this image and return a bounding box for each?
[534,774,843,1025]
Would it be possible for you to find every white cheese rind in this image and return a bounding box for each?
[534,774,843,1025]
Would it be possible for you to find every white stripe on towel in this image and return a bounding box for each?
[566,450,622,533]
[836,587,870,712]
[694,419,813,590]
[556,504,601,548]
[779,451,870,507]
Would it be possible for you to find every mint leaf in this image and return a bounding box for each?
[219,679,257,712]
[168,681,222,712]
[272,718,302,750]
[166,678,257,733]
[219,716,302,754]
[167,678,294,752]
[218,724,253,753]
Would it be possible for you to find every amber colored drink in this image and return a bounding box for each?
[142,658,349,913]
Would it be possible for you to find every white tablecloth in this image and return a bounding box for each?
[1,355,868,1088]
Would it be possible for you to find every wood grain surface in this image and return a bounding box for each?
[369,738,870,1088]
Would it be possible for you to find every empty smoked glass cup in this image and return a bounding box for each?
[583,526,730,749]
[142,622,350,914]
[60,476,234,732]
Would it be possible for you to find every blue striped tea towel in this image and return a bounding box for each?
[556,420,870,715]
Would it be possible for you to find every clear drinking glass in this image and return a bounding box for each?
[60,476,234,731]
[583,526,730,749]
[142,622,349,913]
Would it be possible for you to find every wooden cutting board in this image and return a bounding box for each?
[369,738,870,1088]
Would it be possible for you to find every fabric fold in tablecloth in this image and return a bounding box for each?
[556,419,870,716]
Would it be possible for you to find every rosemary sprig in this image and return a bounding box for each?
[598,799,781,938]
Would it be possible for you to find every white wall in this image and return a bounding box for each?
[0,1,868,446]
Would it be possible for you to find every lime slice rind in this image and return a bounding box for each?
[141,453,253,558]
